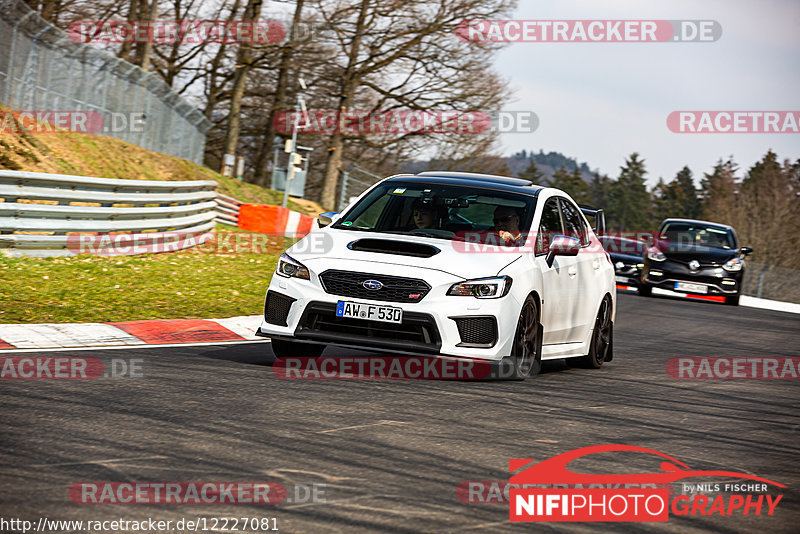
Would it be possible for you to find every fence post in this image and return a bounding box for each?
[756,264,769,299]
[338,170,349,212]
[3,11,35,107]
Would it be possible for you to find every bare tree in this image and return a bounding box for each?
[252,0,306,186]
[313,0,516,208]
[221,0,264,165]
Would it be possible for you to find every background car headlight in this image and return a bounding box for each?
[647,248,666,261]
[276,253,310,279]
[722,257,743,272]
[447,276,512,298]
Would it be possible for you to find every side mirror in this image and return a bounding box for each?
[317,211,339,228]
[740,246,753,256]
[546,235,581,268]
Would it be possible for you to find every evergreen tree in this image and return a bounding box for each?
[589,172,612,209]
[700,158,738,223]
[547,167,571,190]
[548,166,590,205]
[567,166,591,205]
[519,159,545,183]
[651,177,673,224]
[674,165,701,219]
[736,152,800,267]
[610,153,650,231]
[651,166,699,224]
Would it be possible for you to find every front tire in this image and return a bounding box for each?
[725,294,740,306]
[270,338,325,359]
[576,297,613,369]
[509,295,542,380]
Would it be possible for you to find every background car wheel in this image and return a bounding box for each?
[725,294,740,306]
[509,296,542,380]
[637,284,652,297]
[270,338,325,359]
[576,297,613,369]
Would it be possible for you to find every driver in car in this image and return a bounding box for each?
[411,200,438,229]
[493,206,523,245]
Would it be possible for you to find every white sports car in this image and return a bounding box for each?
[257,171,616,380]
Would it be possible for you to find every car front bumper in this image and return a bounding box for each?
[257,265,522,362]
[640,260,742,295]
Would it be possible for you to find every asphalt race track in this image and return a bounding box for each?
[1,292,799,533]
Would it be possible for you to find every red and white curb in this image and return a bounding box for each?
[0,315,264,352]
[2,292,798,352]
[615,285,800,314]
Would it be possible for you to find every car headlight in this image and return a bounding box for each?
[647,248,666,262]
[722,257,743,272]
[447,276,512,299]
[276,253,310,279]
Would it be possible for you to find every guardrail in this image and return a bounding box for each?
[214,193,242,227]
[0,170,221,256]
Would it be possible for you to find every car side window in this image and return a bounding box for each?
[559,199,589,247]
[536,198,563,254]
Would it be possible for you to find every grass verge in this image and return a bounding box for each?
[0,231,292,324]
[0,105,322,216]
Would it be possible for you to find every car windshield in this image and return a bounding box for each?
[600,237,646,255]
[332,181,536,246]
[658,222,736,250]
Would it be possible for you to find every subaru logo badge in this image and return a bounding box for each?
[689,260,700,271]
[362,279,383,290]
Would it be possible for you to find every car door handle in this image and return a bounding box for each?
[568,266,577,277]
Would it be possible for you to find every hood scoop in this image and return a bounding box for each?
[347,238,440,258]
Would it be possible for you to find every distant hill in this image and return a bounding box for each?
[400,149,597,185]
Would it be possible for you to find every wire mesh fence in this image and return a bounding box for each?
[741,262,800,304]
[0,0,211,163]
[337,164,383,211]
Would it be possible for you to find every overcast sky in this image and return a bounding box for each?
[492,0,800,186]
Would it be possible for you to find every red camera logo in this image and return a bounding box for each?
[508,445,784,522]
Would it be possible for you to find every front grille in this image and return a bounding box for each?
[264,291,296,326]
[295,302,441,353]
[319,270,431,303]
[452,316,498,347]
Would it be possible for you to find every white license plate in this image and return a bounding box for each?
[336,301,403,323]
[675,281,707,294]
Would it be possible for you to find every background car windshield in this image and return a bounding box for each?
[659,222,736,249]
[334,181,535,245]
[601,237,647,255]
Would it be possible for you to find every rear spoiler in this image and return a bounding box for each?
[579,205,606,236]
